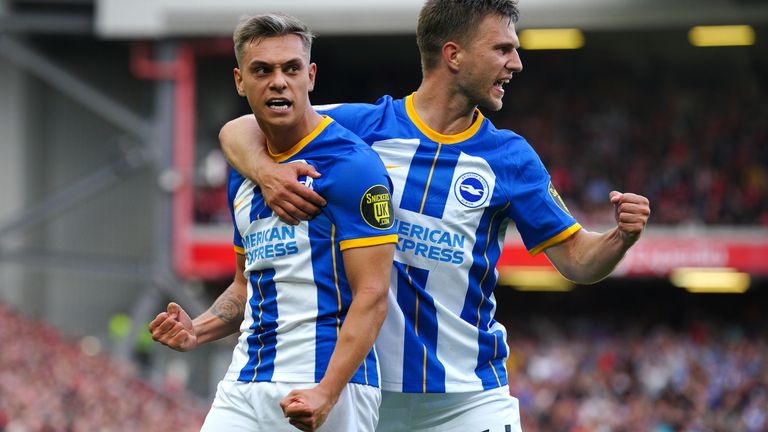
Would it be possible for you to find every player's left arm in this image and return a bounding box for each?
[545,191,650,284]
[280,243,393,432]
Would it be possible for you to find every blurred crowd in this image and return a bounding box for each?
[507,317,768,432]
[0,305,206,432]
[497,60,768,228]
[3,302,767,431]
[195,55,768,227]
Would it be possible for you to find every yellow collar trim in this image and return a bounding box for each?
[405,93,484,144]
[269,115,333,162]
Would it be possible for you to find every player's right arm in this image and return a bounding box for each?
[281,243,393,431]
[148,254,248,351]
[219,115,325,225]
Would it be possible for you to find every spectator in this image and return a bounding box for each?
[507,317,768,431]
[0,305,206,432]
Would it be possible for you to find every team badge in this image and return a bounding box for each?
[548,182,572,216]
[454,172,490,208]
[360,185,394,229]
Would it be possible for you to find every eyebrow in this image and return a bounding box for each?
[247,58,304,71]
[494,38,520,49]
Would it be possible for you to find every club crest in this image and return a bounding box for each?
[454,172,490,208]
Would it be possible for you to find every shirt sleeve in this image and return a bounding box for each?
[227,167,246,254]
[501,137,581,255]
[318,146,398,251]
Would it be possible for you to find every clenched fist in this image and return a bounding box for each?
[609,191,650,245]
[148,302,198,352]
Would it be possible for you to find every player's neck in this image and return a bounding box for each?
[260,109,324,156]
[413,78,477,136]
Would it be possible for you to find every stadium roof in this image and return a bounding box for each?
[95,0,768,38]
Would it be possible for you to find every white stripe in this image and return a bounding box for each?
[375,268,406,391]
[272,222,317,381]
[371,138,420,210]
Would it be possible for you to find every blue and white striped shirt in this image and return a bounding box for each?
[318,95,580,393]
[225,116,398,387]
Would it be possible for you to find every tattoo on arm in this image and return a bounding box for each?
[211,292,246,324]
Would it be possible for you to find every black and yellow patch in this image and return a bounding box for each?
[548,182,572,216]
[360,185,394,230]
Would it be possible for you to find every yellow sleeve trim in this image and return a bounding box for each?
[339,234,398,251]
[233,245,245,255]
[528,223,581,256]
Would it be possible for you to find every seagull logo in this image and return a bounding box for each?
[454,172,490,208]
[459,183,484,196]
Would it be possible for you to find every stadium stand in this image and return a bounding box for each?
[495,56,768,228]
[506,316,768,431]
[193,52,768,228]
[1,3,765,429]
[0,305,206,431]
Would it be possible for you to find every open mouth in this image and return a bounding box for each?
[494,78,510,89]
[266,98,292,111]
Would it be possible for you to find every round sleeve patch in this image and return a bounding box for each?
[548,181,572,216]
[360,185,395,230]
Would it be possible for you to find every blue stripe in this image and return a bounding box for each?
[238,268,278,382]
[459,196,510,389]
[395,262,445,393]
[398,142,460,219]
[363,350,379,387]
[476,330,509,389]
[308,221,377,386]
[227,168,246,248]
[249,186,273,221]
[309,220,342,383]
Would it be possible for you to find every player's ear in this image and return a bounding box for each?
[233,67,246,96]
[442,41,461,72]
[307,62,317,92]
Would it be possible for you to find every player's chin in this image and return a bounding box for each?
[480,97,504,112]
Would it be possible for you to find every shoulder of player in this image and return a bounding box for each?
[476,121,539,164]
[481,119,526,145]
[315,122,383,171]
[316,96,393,116]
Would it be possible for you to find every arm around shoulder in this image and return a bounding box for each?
[219,114,326,224]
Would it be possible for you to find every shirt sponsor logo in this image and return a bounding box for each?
[454,172,490,208]
[360,185,394,230]
[242,225,299,265]
[393,219,465,265]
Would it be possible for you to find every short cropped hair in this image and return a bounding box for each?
[233,13,315,66]
[417,0,519,71]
